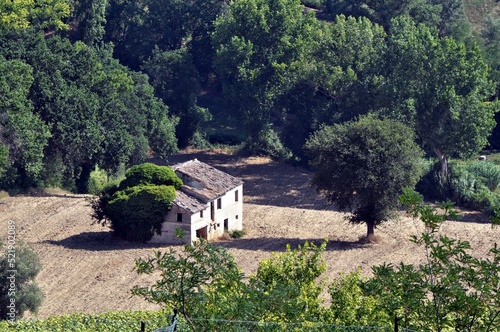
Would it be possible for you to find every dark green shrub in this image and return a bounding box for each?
[118,163,182,190]
[189,131,212,149]
[105,184,176,242]
[0,240,44,319]
[92,163,182,242]
[229,229,245,239]
[243,127,292,160]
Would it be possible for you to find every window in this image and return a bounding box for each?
[235,215,239,219]
[217,198,222,209]
[235,190,239,202]
[200,210,204,218]
[176,213,183,222]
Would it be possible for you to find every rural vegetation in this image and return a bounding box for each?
[0,240,43,320]
[92,163,182,241]
[129,193,500,331]
[1,0,500,328]
[305,115,424,236]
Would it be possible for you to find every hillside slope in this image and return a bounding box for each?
[1,150,499,318]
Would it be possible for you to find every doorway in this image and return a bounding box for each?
[196,226,208,240]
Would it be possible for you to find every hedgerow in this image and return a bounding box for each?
[0,310,170,332]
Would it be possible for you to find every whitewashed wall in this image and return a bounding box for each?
[149,184,243,244]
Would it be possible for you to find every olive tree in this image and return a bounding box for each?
[305,115,423,237]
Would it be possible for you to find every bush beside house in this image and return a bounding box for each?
[92,163,182,242]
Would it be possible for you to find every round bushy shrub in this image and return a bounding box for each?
[118,163,183,190]
[106,184,176,242]
[92,163,182,242]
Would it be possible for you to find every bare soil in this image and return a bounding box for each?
[1,149,499,318]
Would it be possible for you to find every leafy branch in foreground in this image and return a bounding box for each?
[364,189,500,331]
[131,239,245,331]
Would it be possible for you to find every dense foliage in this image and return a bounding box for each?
[0,310,172,331]
[92,163,181,242]
[0,0,498,195]
[367,189,500,331]
[0,29,177,192]
[305,116,424,236]
[1,1,500,328]
[0,240,43,320]
[417,159,500,215]
[132,194,500,331]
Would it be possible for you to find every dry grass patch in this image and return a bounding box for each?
[359,234,385,244]
[0,190,9,200]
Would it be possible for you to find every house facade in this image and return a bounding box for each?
[149,159,243,244]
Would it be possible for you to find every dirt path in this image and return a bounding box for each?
[1,149,499,318]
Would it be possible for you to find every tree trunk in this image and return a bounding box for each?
[434,148,448,180]
[367,221,375,237]
[76,162,93,194]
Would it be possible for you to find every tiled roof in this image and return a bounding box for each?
[173,190,206,213]
[172,159,243,202]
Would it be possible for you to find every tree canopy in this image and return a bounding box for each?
[213,0,319,151]
[0,0,498,198]
[0,29,177,191]
[382,16,499,177]
[305,115,424,236]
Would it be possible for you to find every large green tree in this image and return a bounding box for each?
[0,0,70,32]
[0,29,177,192]
[279,15,387,160]
[142,47,210,148]
[0,56,50,188]
[305,115,423,236]
[212,0,319,148]
[324,0,469,39]
[73,0,108,45]
[383,16,499,178]
[104,0,198,70]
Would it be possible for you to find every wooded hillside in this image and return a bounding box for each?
[0,0,499,193]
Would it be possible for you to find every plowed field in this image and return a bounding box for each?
[1,149,498,318]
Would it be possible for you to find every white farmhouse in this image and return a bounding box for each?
[149,159,243,244]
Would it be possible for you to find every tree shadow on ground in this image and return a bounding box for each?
[215,237,368,252]
[158,150,337,210]
[454,210,493,224]
[44,232,163,251]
